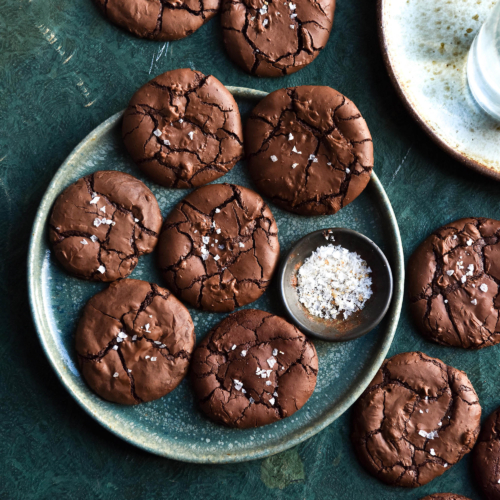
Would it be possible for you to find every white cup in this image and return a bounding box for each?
[467,1,500,121]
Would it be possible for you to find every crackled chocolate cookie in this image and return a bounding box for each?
[157,183,280,312]
[49,170,162,281]
[93,0,219,41]
[409,217,500,349]
[351,351,481,488]
[122,69,244,188]
[473,407,500,500]
[191,309,318,428]
[421,495,472,500]
[245,86,373,215]
[221,0,335,77]
[76,279,195,404]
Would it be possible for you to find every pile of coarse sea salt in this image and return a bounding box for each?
[297,243,373,320]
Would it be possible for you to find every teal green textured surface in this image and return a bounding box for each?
[2,0,500,497]
[27,93,402,462]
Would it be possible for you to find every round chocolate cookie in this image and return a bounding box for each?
[421,495,472,500]
[221,0,335,77]
[93,0,219,41]
[157,183,280,312]
[191,309,318,428]
[408,217,500,349]
[473,407,500,500]
[75,279,195,405]
[122,69,244,188]
[245,86,373,215]
[49,170,162,281]
[351,351,481,487]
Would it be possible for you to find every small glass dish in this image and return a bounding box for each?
[278,228,393,342]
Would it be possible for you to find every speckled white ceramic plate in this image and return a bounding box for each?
[379,0,500,179]
[28,87,404,463]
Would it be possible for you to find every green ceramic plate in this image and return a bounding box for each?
[28,87,404,463]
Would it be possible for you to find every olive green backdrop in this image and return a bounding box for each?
[1,0,499,498]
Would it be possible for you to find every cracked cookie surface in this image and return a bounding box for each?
[221,0,335,76]
[94,0,220,41]
[351,351,481,488]
[75,279,195,405]
[408,217,500,349]
[157,183,280,312]
[421,495,472,500]
[122,68,244,188]
[49,170,162,282]
[473,407,500,500]
[191,309,318,428]
[245,86,373,215]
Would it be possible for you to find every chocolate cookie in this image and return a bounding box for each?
[122,69,244,188]
[75,279,195,405]
[408,217,500,349]
[351,351,481,487]
[93,0,219,41]
[421,495,472,500]
[191,309,318,428]
[473,407,500,500]
[221,0,335,77]
[157,183,280,312]
[49,170,162,281]
[245,86,373,215]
